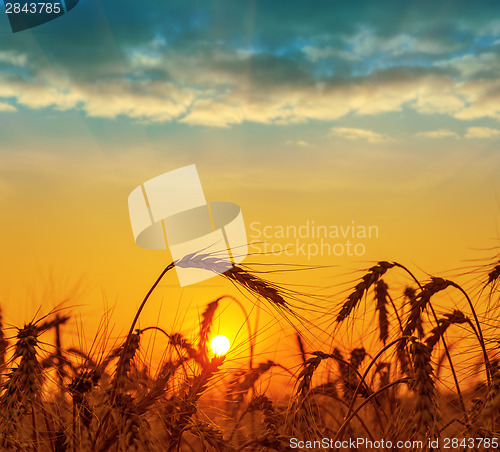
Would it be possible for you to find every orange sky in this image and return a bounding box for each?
[0,140,499,374]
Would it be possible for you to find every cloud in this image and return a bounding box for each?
[179,66,468,126]
[0,72,195,122]
[329,127,391,143]
[180,99,243,127]
[0,59,476,126]
[345,29,458,58]
[415,129,459,139]
[0,27,499,128]
[477,19,500,36]
[285,139,314,147]
[0,102,16,112]
[465,127,500,139]
[0,51,27,67]
[453,79,500,120]
[435,53,500,78]
[302,45,359,62]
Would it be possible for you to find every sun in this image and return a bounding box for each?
[210,335,230,356]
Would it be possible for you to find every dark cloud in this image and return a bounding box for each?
[2,0,499,63]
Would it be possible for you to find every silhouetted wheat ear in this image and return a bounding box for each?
[410,339,437,436]
[350,347,367,370]
[35,314,69,334]
[337,261,395,323]
[198,298,219,357]
[112,329,141,389]
[375,280,390,344]
[374,362,391,390]
[190,421,235,452]
[248,394,289,450]
[240,360,275,392]
[486,263,500,287]
[115,394,148,452]
[123,410,141,452]
[1,323,41,411]
[481,370,500,418]
[0,307,7,372]
[425,310,468,351]
[169,332,204,365]
[332,348,350,385]
[334,348,370,400]
[68,370,96,430]
[225,266,288,306]
[175,253,289,309]
[0,323,42,450]
[404,287,424,339]
[296,333,307,363]
[297,350,369,405]
[296,353,323,403]
[227,360,276,409]
[402,277,452,340]
[396,344,411,378]
[165,356,225,450]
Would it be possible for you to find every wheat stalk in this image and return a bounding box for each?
[332,378,411,443]
[165,356,225,451]
[0,307,8,376]
[168,332,204,365]
[113,330,141,389]
[375,280,390,344]
[0,323,42,450]
[337,261,395,323]
[296,351,370,405]
[248,395,289,451]
[116,253,290,396]
[486,263,500,288]
[404,287,424,338]
[331,348,370,401]
[402,277,451,338]
[480,370,500,418]
[198,298,219,358]
[190,421,235,452]
[227,360,276,411]
[425,310,468,351]
[175,253,290,309]
[410,339,437,436]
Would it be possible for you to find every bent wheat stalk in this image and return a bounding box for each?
[114,261,176,394]
[333,378,411,443]
[447,281,491,385]
[392,265,469,418]
[344,336,411,422]
[410,339,437,436]
[115,253,290,394]
[337,261,395,323]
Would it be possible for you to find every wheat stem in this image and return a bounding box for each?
[344,336,411,421]
[333,378,411,443]
[448,281,491,385]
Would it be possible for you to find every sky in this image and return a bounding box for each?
[0,0,500,358]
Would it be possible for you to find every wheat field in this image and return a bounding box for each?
[0,253,499,451]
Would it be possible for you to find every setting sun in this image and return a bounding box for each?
[210,335,231,356]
